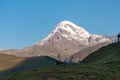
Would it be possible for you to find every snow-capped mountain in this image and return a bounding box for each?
[36,21,90,45]
[35,21,92,55]
[35,20,112,55]
[0,21,116,62]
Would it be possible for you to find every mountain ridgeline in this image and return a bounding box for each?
[0,21,117,62]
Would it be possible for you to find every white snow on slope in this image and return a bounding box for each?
[36,20,91,45]
[36,20,115,46]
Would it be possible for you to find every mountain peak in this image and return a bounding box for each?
[56,20,90,38]
[57,20,83,30]
[59,20,77,26]
[36,20,90,45]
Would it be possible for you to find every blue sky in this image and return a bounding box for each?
[0,0,120,49]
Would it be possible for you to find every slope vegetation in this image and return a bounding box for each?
[82,43,120,64]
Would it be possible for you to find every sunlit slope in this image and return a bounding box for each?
[0,54,26,71]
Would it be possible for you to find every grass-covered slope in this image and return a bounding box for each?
[0,54,26,71]
[82,43,120,64]
[0,43,120,80]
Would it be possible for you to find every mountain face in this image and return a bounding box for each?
[0,21,116,62]
[36,21,90,46]
[36,21,91,55]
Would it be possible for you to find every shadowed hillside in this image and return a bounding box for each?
[0,55,59,77]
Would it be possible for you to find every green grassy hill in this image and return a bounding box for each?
[82,43,120,64]
[0,43,120,80]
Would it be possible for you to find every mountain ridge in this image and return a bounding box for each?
[0,20,117,62]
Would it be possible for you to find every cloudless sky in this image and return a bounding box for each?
[0,0,120,49]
